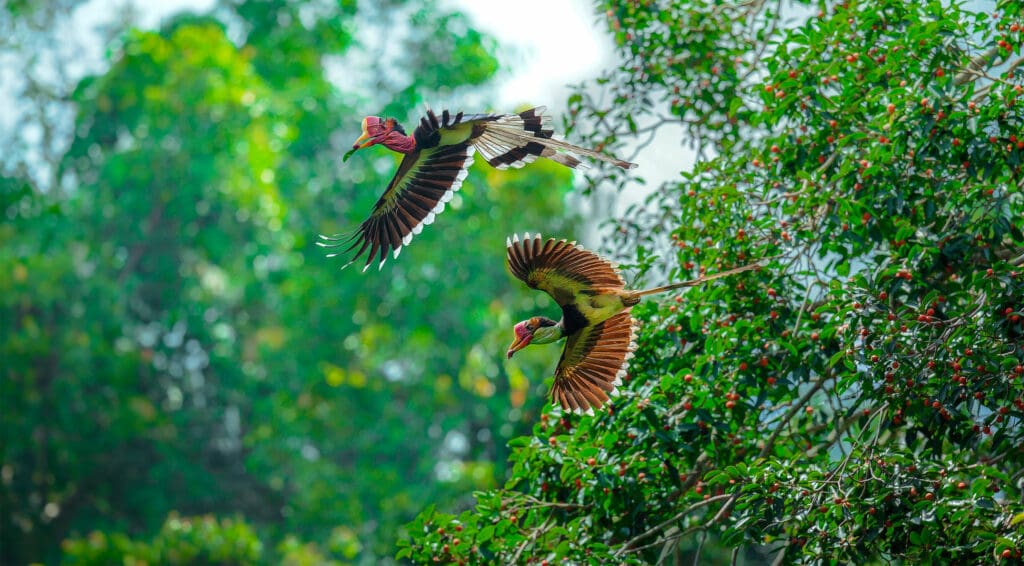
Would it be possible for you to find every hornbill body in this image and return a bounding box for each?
[319,107,637,270]
[505,233,760,413]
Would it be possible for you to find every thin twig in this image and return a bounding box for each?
[616,493,731,556]
[509,517,551,564]
[693,530,707,566]
[759,371,830,459]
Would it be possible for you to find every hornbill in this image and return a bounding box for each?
[505,233,760,413]
[319,107,637,271]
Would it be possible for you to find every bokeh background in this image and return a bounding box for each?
[0,1,639,563]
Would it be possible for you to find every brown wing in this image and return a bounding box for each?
[506,233,625,307]
[550,311,639,413]
[319,143,475,271]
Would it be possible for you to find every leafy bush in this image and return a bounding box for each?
[62,514,263,565]
[402,0,1024,563]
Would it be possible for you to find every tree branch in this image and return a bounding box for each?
[954,46,1001,86]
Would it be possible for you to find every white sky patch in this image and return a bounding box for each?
[453,0,613,114]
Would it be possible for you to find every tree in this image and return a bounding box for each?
[402,0,1024,563]
[2,1,578,563]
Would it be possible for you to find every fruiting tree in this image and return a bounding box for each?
[401,0,1024,563]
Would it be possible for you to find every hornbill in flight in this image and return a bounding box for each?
[505,233,760,413]
[319,107,637,271]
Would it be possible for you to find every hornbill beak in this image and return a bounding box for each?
[352,130,374,150]
[506,322,532,359]
[344,117,382,162]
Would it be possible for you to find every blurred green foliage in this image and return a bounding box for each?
[1,1,579,563]
[402,0,1024,564]
[61,514,264,565]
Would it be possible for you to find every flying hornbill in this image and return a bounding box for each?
[505,233,760,413]
[319,107,637,271]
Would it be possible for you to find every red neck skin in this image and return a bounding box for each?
[380,131,416,154]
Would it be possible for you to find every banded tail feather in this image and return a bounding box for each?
[475,107,636,171]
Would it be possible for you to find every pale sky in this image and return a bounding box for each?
[455,0,613,111]
[19,0,616,113]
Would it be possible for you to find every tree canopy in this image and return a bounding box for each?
[2,1,575,563]
[401,0,1024,563]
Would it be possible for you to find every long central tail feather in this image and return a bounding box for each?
[521,131,637,170]
[634,262,762,297]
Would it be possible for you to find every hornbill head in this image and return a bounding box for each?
[344,116,412,161]
[506,316,560,359]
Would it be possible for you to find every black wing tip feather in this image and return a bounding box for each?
[316,231,363,270]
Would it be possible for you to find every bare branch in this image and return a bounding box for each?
[954,46,1001,86]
